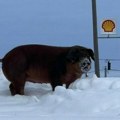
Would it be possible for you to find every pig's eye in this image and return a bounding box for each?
[83,63,86,66]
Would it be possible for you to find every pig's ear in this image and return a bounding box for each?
[88,49,95,61]
[66,47,81,63]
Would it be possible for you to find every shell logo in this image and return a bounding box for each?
[102,20,115,32]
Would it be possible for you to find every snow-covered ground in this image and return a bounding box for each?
[1,68,120,120]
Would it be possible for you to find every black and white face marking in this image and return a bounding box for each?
[79,58,91,73]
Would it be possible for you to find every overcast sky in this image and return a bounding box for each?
[0,0,120,71]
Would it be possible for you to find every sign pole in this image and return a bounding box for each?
[92,0,100,77]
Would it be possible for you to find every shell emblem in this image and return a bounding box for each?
[102,20,115,32]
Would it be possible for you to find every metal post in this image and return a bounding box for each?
[92,0,100,77]
[104,66,107,77]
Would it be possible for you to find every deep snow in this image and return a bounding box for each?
[1,68,120,120]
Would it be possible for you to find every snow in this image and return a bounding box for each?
[1,69,120,120]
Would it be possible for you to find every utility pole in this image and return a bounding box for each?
[92,0,100,77]
[104,66,107,77]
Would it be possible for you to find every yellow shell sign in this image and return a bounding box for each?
[102,20,115,32]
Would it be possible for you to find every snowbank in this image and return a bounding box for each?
[0,68,120,120]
